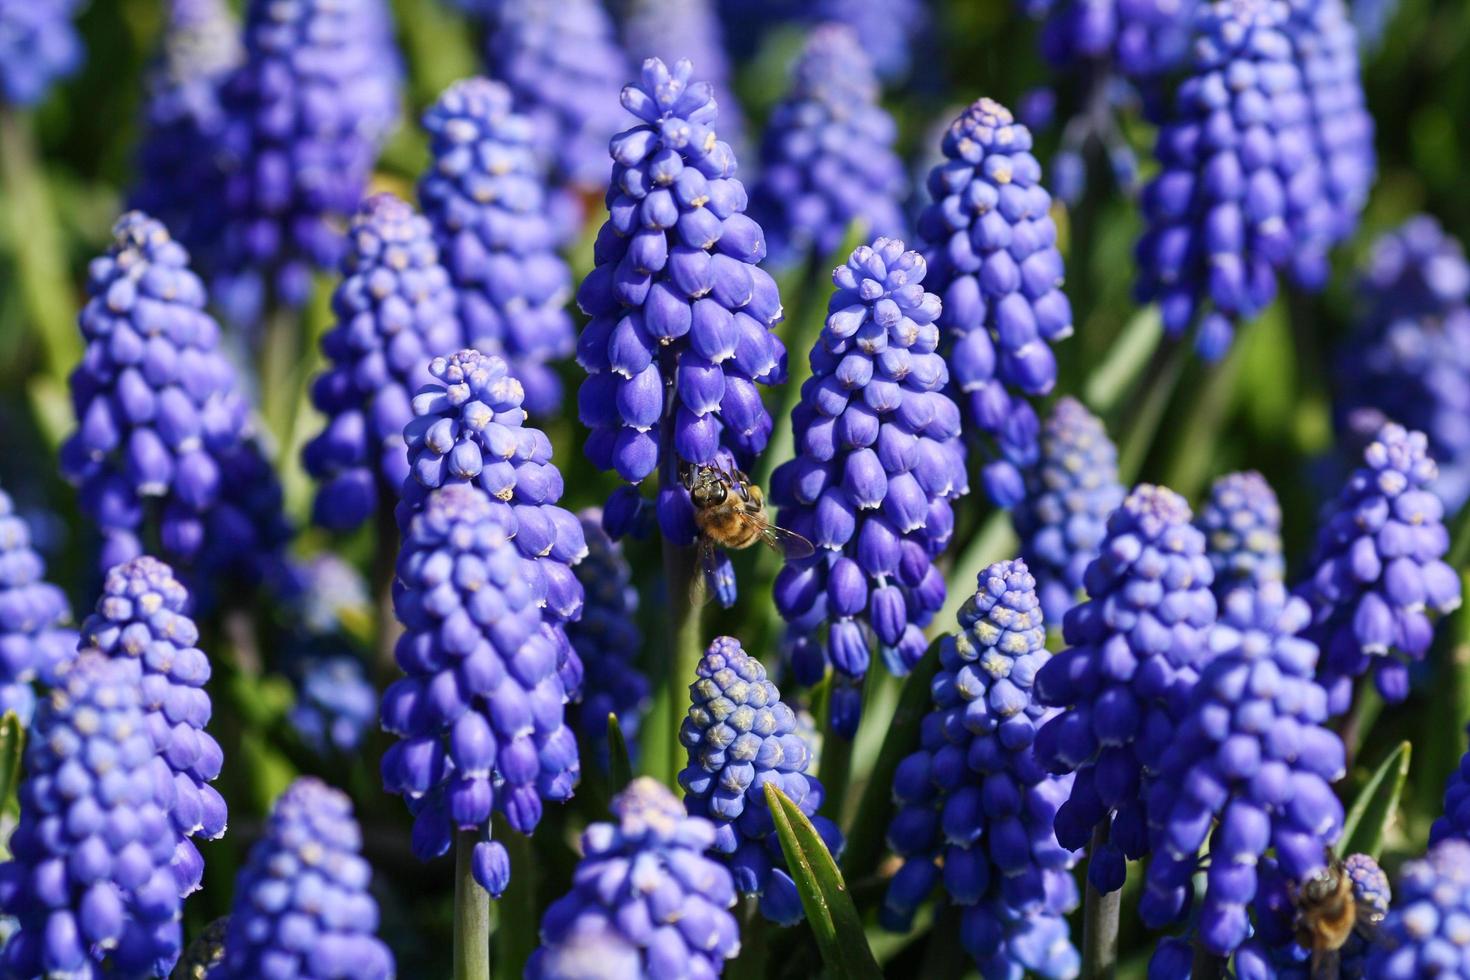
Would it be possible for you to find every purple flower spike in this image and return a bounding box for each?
[1024,0,1196,81]
[1140,582,1345,955]
[916,97,1073,506]
[622,0,747,159]
[1136,0,1373,359]
[1368,840,1470,979]
[577,57,786,546]
[215,779,394,980]
[486,0,631,193]
[883,559,1082,980]
[1195,471,1285,600]
[1034,484,1218,890]
[1433,723,1470,846]
[1337,216,1470,514]
[526,777,741,980]
[809,0,929,81]
[1013,397,1125,623]
[1303,422,1461,715]
[397,350,587,678]
[419,78,575,417]
[303,193,463,532]
[0,488,77,722]
[208,0,401,325]
[81,556,226,897]
[289,653,378,755]
[380,484,579,881]
[772,236,967,736]
[0,654,184,978]
[0,0,81,106]
[749,23,906,266]
[130,0,241,252]
[679,636,842,925]
[60,212,292,593]
[568,510,650,770]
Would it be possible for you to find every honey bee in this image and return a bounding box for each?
[1293,854,1386,979]
[683,461,814,604]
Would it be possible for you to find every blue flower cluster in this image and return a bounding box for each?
[485,0,630,193]
[0,653,184,977]
[380,484,578,891]
[1034,483,1217,890]
[303,193,462,532]
[0,487,76,722]
[1338,216,1470,514]
[1368,839,1470,978]
[1021,0,1194,82]
[1136,0,1374,358]
[1303,422,1461,713]
[289,652,379,755]
[1195,470,1285,599]
[419,77,574,418]
[1013,396,1124,624]
[576,57,786,544]
[772,238,967,736]
[398,350,587,671]
[810,0,929,81]
[215,778,394,979]
[749,23,905,266]
[0,0,81,106]
[527,777,741,979]
[1140,583,1345,954]
[622,0,747,158]
[210,0,401,324]
[916,97,1073,505]
[60,211,292,592]
[884,559,1081,980]
[130,0,240,252]
[568,510,650,768]
[679,636,842,925]
[80,556,225,896]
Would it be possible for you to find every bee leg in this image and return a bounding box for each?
[1310,949,1340,980]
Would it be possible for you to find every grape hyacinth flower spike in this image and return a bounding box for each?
[1033,483,1217,891]
[749,23,906,266]
[679,636,842,924]
[1012,396,1124,623]
[59,211,292,590]
[576,57,786,563]
[303,193,462,532]
[1022,0,1196,83]
[568,510,650,769]
[130,0,241,254]
[419,78,574,417]
[0,654,184,978]
[397,349,587,692]
[1303,422,1461,714]
[526,777,741,979]
[0,0,82,106]
[1337,215,1470,514]
[883,559,1082,979]
[1367,839,1470,978]
[289,651,379,755]
[1139,582,1345,954]
[380,484,579,892]
[916,97,1073,506]
[209,0,401,324]
[81,556,226,897]
[215,778,394,979]
[1434,720,1470,845]
[1195,470,1285,599]
[0,488,77,722]
[771,237,967,735]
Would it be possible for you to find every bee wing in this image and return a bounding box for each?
[691,538,717,608]
[753,518,815,560]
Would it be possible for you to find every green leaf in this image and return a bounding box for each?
[606,712,633,794]
[0,711,23,814]
[1338,740,1411,861]
[763,782,882,980]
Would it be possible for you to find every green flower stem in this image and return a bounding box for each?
[453,829,491,980]
[818,681,855,826]
[726,897,769,980]
[1191,939,1225,980]
[261,304,303,452]
[0,107,78,383]
[1082,824,1120,980]
[651,534,702,786]
[1115,337,1189,485]
[493,825,536,978]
